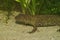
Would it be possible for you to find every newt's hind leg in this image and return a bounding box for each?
[28,26,37,34]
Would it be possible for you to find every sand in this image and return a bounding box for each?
[0,10,60,40]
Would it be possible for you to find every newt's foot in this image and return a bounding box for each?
[28,27,37,34]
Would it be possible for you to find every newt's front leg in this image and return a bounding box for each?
[28,26,37,34]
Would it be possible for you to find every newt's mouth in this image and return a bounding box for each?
[15,21,33,26]
[15,21,25,24]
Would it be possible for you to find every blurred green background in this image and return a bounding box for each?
[0,0,60,15]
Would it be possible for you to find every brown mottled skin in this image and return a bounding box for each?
[15,14,60,33]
